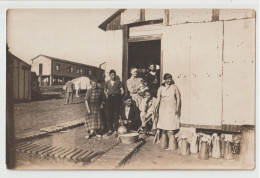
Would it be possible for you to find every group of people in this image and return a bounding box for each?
[83,63,182,140]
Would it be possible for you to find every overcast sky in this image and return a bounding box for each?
[7,9,117,67]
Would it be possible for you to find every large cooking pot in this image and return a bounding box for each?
[118,133,139,144]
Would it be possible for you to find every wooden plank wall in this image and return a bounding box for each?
[222,18,255,126]
[9,54,32,102]
[162,11,255,129]
[104,30,123,81]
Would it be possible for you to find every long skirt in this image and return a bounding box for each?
[85,103,103,131]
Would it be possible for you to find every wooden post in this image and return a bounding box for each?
[122,25,129,95]
[140,9,145,22]
[50,75,53,86]
[240,125,255,169]
[39,75,42,87]
[163,9,170,26]
[212,9,220,21]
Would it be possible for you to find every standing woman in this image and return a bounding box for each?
[155,73,181,147]
[127,68,148,108]
[85,79,105,139]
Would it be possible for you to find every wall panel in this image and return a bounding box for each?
[189,21,223,126]
[162,23,191,124]
[223,19,255,125]
[105,30,123,81]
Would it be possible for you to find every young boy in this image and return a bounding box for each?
[139,89,158,135]
[104,70,124,136]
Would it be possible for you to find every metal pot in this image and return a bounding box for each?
[119,133,139,144]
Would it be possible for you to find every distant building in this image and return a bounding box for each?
[30,55,105,86]
[7,50,31,102]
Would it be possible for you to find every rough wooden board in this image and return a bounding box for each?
[71,150,89,161]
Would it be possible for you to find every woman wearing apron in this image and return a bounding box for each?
[155,73,181,149]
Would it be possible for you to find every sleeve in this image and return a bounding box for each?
[127,79,135,94]
[99,89,105,102]
[174,85,181,110]
[85,89,91,101]
[118,80,123,88]
[139,99,147,113]
[104,81,108,90]
[155,87,162,107]
[133,106,140,121]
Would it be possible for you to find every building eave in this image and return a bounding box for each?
[98,9,126,31]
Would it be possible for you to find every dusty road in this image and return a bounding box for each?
[14,95,86,135]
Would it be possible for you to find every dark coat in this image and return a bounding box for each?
[120,105,141,131]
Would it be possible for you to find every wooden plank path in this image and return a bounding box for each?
[90,139,145,169]
[15,118,85,143]
[15,142,99,164]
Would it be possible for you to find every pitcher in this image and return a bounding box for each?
[180,135,191,156]
[190,133,199,154]
[211,133,221,159]
[198,137,209,160]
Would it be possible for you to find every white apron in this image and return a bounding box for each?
[157,84,180,130]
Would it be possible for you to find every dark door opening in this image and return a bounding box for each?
[128,40,161,80]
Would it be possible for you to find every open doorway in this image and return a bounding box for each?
[128,40,161,80]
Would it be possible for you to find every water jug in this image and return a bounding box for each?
[180,135,191,156]
[211,133,221,159]
[198,137,209,160]
[224,141,234,160]
[168,134,178,150]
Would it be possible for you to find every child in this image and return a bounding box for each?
[139,89,158,135]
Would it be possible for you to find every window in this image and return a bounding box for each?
[55,64,61,71]
[67,66,74,73]
[80,68,83,74]
[39,64,43,75]
[93,71,97,76]
[76,68,80,74]
[89,70,92,75]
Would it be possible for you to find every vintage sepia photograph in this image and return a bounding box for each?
[6,8,256,170]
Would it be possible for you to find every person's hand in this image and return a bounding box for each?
[87,110,91,115]
[100,104,103,109]
[128,120,132,123]
[123,120,128,125]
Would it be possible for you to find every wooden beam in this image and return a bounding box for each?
[212,9,220,21]
[163,9,169,26]
[140,9,145,22]
[122,25,129,94]
[128,34,162,42]
[128,19,163,28]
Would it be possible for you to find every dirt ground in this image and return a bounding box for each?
[14,95,86,135]
[14,126,118,170]
[122,137,254,170]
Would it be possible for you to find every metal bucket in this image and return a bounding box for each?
[119,133,139,144]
